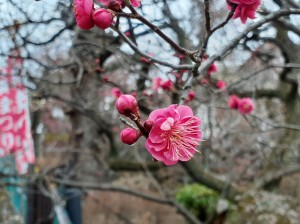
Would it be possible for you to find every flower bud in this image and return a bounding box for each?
[216,80,227,90]
[228,95,240,109]
[116,94,139,117]
[144,120,154,132]
[111,87,122,99]
[93,8,114,30]
[102,75,109,83]
[161,80,173,91]
[108,0,124,12]
[120,128,141,145]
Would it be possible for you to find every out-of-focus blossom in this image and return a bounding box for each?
[228,0,261,24]
[102,75,109,83]
[120,128,141,145]
[238,98,255,114]
[228,94,240,109]
[200,78,209,85]
[74,0,95,30]
[208,63,217,76]
[161,80,174,91]
[130,0,141,7]
[111,87,122,98]
[152,77,163,92]
[145,105,202,165]
[185,90,196,103]
[216,80,227,90]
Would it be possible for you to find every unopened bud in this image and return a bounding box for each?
[116,94,139,117]
[120,128,141,145]
[144,120,154,132]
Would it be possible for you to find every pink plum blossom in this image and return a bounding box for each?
[152,77,163,92]
[111,87,122,98]
[185,90,196,103]
[161,80,174,91]
[203,54,217,76]
[228,94,240,109]
[216,80,227,90]
[145,105,202,165]
[208,63,218,76]
[200,78,209,85]
[93,8,114,30]
[130,0,141,7]
[238,98,255,114]
[102,75,109,83]
[120,128,141,145]
[228,0,261,24]
[74,0,95,30]
[116,94,139,117]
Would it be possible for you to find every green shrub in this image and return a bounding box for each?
[176,184,219,219]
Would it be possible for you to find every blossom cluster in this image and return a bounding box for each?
[115,94,202,165]
[73,0,141,30]
[228,94,255,114]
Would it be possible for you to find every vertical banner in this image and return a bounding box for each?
[0,53,35,174]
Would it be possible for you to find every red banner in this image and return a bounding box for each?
[0,54,35,174]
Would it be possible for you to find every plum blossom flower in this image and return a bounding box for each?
[120,128,141,145]
[161,80,174,91]
[203,54,217,76]
[111,87,122,98]
[228,94,240,109]
[200,78,209,85]
[145,105,202,165]
[130,0,141,7]
[74,0,95,30]
[102,75,109,83]
[152,77,163,92]
[228,0,261,24]
[185,90,196,103]
[93,8,114,29]
[238,98,255,114]
[116,94,139,117]
[216,80,227,90]
[208,63,218,75]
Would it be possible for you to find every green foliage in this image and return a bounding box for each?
[176,184,219,218]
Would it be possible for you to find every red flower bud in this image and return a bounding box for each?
[116,94,139,117]
[144,120,154,132]
[120,128,141,145]
[93,8,114,30]
[238,98,255,114]
[102,75,109,83]
[228,94,240,109]
[111,87,122,99]
[161,80,174,91]
[108,0,124,11]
